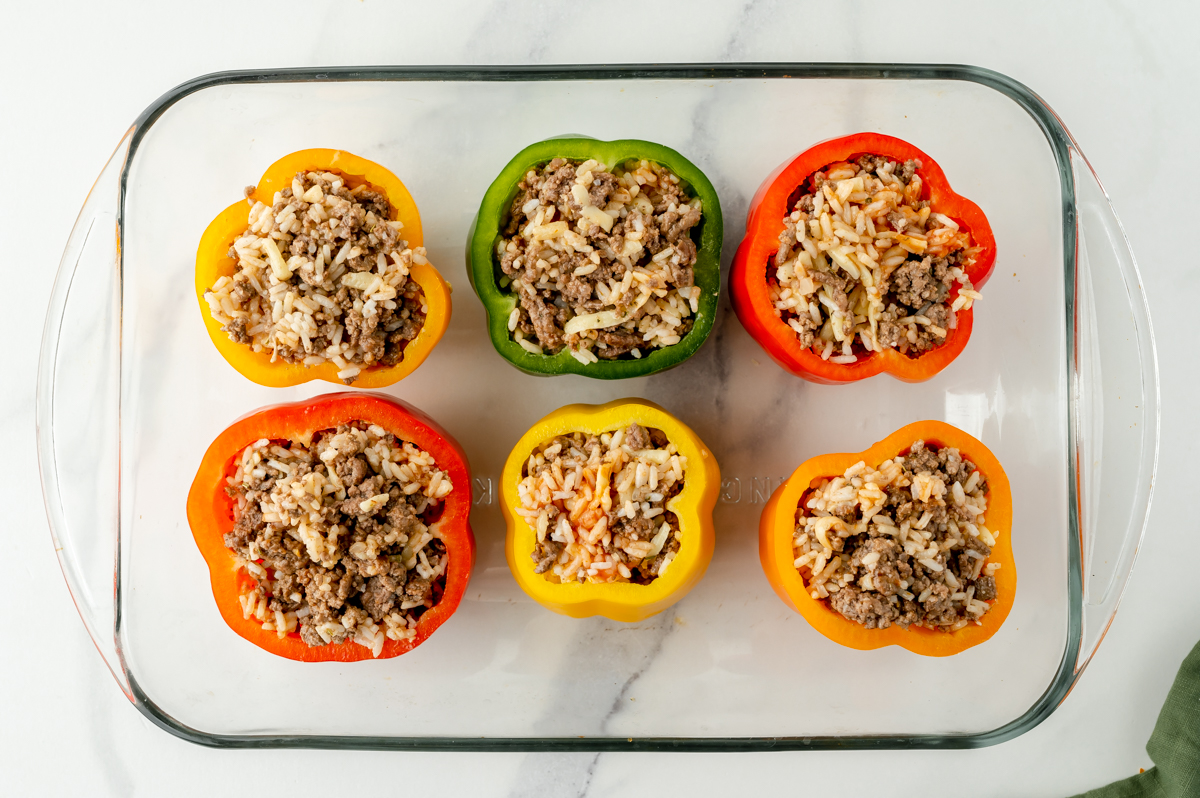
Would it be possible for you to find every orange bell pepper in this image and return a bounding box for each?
[759,420,1015,656]
[730,133,997,384]
[195,149,451,388]
[186,392,475,661]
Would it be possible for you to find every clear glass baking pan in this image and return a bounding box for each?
[37,64,1158,751]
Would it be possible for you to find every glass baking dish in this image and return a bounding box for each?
[37,64,1158,751]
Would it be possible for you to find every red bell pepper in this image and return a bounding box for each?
[186,393,474,662]
[730,133,997,384]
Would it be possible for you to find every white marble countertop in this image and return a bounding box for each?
[2,1,1195,794]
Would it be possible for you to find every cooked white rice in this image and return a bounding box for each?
[204,170,428,383]
[227,422,453,656]
[498,158,704,360]
[514,424,687,584]
[769,156,983,362]
[793,440,1000,631]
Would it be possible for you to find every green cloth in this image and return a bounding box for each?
[1072,639,1200,797]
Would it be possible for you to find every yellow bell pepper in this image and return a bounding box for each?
[195,149,451,388]
[501,399,720,622]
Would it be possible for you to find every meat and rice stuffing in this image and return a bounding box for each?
[497,158,705,364]
[515,424,686,584]
[770,156,984,364]
[222,422,454,657]
[204,171,429,384]
[794,440,1002,631]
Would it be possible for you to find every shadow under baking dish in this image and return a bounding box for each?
[37,64,1158,751]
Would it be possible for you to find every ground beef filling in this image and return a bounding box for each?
[203,170,429,384]
[497,158,705,364]
[516,424,687,584]
[769,155,984,363]
[222,422,454,657]
[793,440,1002,632]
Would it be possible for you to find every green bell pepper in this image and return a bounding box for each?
[467,137,723,379]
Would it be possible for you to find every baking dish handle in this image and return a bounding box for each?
[36,130,132,698]
[1070,141,1159,675]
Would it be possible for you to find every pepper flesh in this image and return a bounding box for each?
[730,133,997,384]
[468,138,723,379]
[501,399,720,621]
[195,149,452,388]
[186,392,475,661]
[759,420,1015,657]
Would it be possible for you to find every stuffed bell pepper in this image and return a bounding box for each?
[731,133,997,384]
[187,393,474,661]
[197,149,452,388]
[501,399,719,621]
[468,138,723,379]
[759,420,1015,656]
